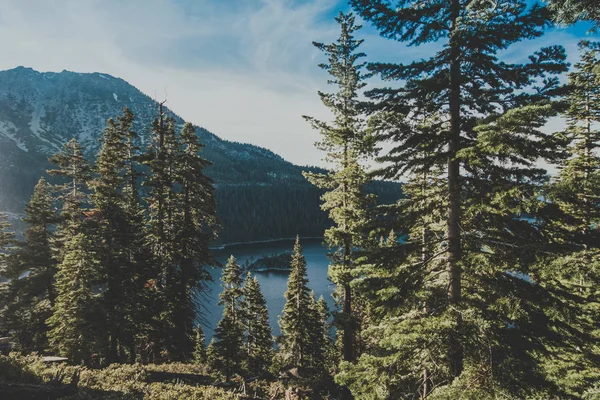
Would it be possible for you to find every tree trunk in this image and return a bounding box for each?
[342,282,354,362]
[447,0,463,379]
[422,225,431,398]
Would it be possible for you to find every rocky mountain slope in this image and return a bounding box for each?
[0,67,401,243]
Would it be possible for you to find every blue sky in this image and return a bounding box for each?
[0,0,596,167]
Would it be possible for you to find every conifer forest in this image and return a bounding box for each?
[0,1,599,399]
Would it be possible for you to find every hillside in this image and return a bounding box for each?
[0,67,401,243]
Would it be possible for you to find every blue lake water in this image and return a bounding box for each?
[202,238,335,340]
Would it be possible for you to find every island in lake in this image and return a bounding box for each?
[242,251,293,272]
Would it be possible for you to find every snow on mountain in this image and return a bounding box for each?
[0,66,308,212]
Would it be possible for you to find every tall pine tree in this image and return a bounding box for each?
[278,237,325,375]
[172,122,218,359]
[212,256,245,381]
[46,139,101,365]
[92,112,145,363]
[48,138,91,243]
[304,11,374,366]
[343,0,568,397]
[47,229,104,365]
[142,106,217,361]
[539,40,600,398]
[3,178,58,353]
[241,272,273,375]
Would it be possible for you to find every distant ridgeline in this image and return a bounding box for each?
[0,67,402,244]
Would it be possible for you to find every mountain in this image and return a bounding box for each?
[0,66,401,244]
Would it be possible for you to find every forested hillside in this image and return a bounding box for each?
[0,67,401,244]
[1,1,599,399]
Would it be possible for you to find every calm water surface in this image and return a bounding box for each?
[202,238,334,340]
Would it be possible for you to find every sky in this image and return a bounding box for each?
[0,0,596,168]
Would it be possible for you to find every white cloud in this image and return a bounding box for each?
[0,0,344,166]
[0,0,594,171]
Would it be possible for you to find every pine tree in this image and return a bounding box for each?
[47,230,103,365]
[545,0,600,29]
[343,1,568,397]
[278,237,314,372]
[212,256,245,381]
[3,178,58,352]
[206,338,218,371]
[46,138,100,364]
[0,213,13,298]
[142,106,216,361]
[0,213,12,258]
[142,105,182,360]
[92,112,147,363]
[539,40,600,398]
[172,122,218,360]
[0,213,13,336]
[48,138,91,242]
[306,292,329,376]
[242,272,273,375]
[549,40,600,271]
[116,108,154,362]
[315,296,334,371]
[193,324,207,365]
[303,12,374,366]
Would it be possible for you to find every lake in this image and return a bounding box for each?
[202,238,335,340]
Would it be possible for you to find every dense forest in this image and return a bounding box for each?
[1,0,599,399]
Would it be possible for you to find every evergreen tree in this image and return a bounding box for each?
[212,256,245,381]
[92,112,147,363]
[549,40,600,269]
[193,324,207,365]
[539,41,600,397]
[241,272,273,375]
[46,138,100,364]
[0,213,12,258]
[306,292,329,376]
[343,1,568,397]
[47,230,103,365]
[142,107,217,361]
[206,338,218,371]
[115,108,155,362]
[304,12,374,366]
[48,138,91,242]
[172,122,218,360]
[278,237,316,373]
[545,0,600,29]
[0,213,13,335]
[0,213,13,302]
[3,178,58,352]
[142,105,182,360]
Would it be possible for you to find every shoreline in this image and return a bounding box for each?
[210,236,324,250]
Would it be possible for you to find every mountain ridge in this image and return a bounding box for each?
[0,66,401,243]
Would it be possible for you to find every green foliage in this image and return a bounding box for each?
[212,256,245,380]
[92,113,144,363]
[242,272,274,375]
[344,0,570,398]
[538,40,600,398]
[303,11,375,366]
[193,325,207,365]
[142,111,217,361]
[47,231,104,365]
[278,237,329,377]
[545,0,600,30]
[48,138,92,241]
[2,178,57,353]
[0,354,242,399]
